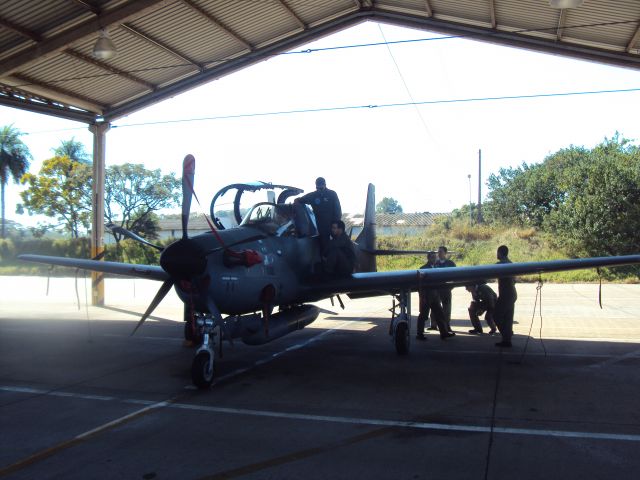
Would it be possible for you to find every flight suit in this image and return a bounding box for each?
[324,233,356,277]
[468,283,498,333]
[435,258,456,332]
[495,259,517,343]
[297,188,342,253]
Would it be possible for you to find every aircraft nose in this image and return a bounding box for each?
[160,238,207,279]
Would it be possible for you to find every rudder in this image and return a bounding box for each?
[354,183,376,272]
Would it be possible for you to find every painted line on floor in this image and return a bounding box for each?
[209,319,357,386]
[0,317,358,475]
[2,384,640,444]
[0,391,182,478]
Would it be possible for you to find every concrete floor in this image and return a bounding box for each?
[1,276,640,480]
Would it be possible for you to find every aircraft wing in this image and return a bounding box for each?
[304,254,640,298]
[19,254,170,282]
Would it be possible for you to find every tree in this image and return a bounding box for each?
[19,155,92,238]
[545,135,640,256]
[484,133,640,256]
[0,125,32,238]
[376,197,403,214]
[53,137,91,164]
[105,163,180,241]
[484,146,586,227]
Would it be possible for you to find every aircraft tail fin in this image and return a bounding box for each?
[354,183,376,273]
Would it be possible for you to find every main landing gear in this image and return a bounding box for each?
[390,289,411,355]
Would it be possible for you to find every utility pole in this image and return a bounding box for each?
[477,149,483,223]
[467,174,472,225]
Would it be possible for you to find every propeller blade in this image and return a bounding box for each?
[182,154,196,239]
[107,224,163,251]
[131,279,174,335]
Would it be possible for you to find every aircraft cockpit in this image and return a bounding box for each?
[240,202,296,236]
[210,182,317,237]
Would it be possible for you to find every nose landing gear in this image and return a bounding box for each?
[190,315,220,388]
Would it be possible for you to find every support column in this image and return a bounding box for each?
[89,121,110,306]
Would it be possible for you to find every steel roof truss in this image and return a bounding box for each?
[64,48,156,91]
[120,23,203,72]
[276,0,306,30]
[180,0,253,52]
[0,0,172,77]
[7,72,104,113]
[626,23,640,54]
[0,15,42,42]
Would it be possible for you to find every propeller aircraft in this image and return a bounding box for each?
[19,155,640,389]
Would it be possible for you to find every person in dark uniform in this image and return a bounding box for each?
[416,251,436,340]
[417,252,455,341]
[465,282,498,334]
[435,245,456,333]
[323,220,356,277]
[494,245,517,347]
[295,177,342,253]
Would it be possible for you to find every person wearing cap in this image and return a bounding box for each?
[295,177,342,253]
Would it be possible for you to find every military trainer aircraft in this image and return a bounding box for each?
[19,155,640,389]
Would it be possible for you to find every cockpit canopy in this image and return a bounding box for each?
[241,202,318,237]
[210,182,303,230]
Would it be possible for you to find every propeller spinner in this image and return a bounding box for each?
[133,154,218,335]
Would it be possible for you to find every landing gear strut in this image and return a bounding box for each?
[190,314,221,388]
[390,290,411,355]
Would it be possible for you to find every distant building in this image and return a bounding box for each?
[156,212,236,240]
[156,212,449,240]
[345,212,449,237]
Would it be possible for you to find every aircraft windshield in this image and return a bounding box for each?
[240,203,295,236]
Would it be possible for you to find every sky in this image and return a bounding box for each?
[2,20,640,228]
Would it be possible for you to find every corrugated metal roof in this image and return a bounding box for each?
[1,0,639,123]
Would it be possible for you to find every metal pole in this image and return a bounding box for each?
[467,174,472,224]
[88,121,110,306]
[477,149,483,223]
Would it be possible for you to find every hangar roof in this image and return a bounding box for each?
[1,0,639,124]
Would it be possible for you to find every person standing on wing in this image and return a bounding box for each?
[295,177,342,254]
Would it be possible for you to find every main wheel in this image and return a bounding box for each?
[394,321,410,355]
[191,351,215,389]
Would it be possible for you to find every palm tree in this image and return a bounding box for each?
[53,137,91,164]
[0,125,32,238]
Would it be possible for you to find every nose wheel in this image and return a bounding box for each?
[190,316,220,389]
[191,350,215,388]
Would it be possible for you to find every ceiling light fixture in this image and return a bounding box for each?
[93,29,117,60]
[549,0,584,8]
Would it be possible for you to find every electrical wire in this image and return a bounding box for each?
[376,24,438,148]
[108,86,640,129]
[18,84,640,136]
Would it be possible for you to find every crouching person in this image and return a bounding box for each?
[324,220,356,277]
[465,282,497,334]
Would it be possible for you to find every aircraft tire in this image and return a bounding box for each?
[394,321,409,355]
[191,351,215,389]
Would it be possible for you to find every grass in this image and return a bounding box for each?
[2,220,638,282]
